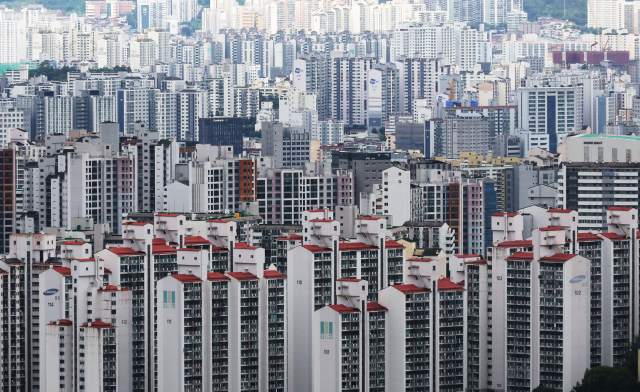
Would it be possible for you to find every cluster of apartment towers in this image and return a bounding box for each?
[2,206,638,392]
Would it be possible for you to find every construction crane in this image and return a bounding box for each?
[446,56,458,101]
[588,0,608,51]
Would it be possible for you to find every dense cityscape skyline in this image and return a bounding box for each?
[2,0,640,391]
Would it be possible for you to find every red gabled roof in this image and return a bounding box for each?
[98,285,131,292]
[539,226,565,231]
[466,259,488,265]
[407,257,433,262]
[171,274,202,283]
[235,242,258,249]
[328,304,360,314]
[228,271,259,280]
[76,258,95,262]
[340,242,377,251]
[438,277,465,291]
[357,216,380,220]
[178,248,201,252]
[108,247,145,256]
[82,321,115,329]
[123,221,148,226]
[53,267,71,276]
[496,240,533,248]
[608,206,633,211]
[62,241,86,245]
[207,272,230,281]
[367,302,388,312]
[548,209,573,213]
[337,278,363,282]
[600,232,628,240]
[492,212,517,217]
[152,238,166,245]
[207,219,231,223]
[156,213,181,217]
[276,234,303,241]
[210,245,229,253]
[301,245,332,253]
[385,240,404,249]
[263,270,287,279]
[538,253,576,263]
[185,236,211,246]
[310,219,333,222]
[48,319,72,326]
[152,245,177,254]
[455,254,480,258]
[393,284,430,294]
[104,268,112,274]
[505,252,534,261]
[577,233,602,242]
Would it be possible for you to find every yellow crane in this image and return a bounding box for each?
[446,56,458,101]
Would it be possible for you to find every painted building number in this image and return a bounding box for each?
[167,319,172,324]
[324,350,329,354]
[575,290,581,295]
[496,276,502,281]
[297,280,302,284]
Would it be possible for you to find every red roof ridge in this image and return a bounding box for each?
[301,244,332,252]
[228,271,259,280]
[235,242,259,249]
[548,209,573,213]
[207,272,231,281]
[539,226,565,231]
[455,254,480,258]
[81,321,115,328]
[437,277,465,291]
[62,240,86,245]
[171,274,202,283]
[538,253,576,263]
[496,240,533,248]
[367,302,388,312]
[385,240,404,249]
[393,284,430,294]
[339,242,378,251]
[264,270,287,279]
[327,304,360,313]
[492,212,518,217]
[505,252,534,261]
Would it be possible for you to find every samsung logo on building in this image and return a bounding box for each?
[43,288,59,296]
[295,68,301,73]
[370,79,377,84]
[569,275,586,284]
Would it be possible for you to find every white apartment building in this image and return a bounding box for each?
[360,166,411,227]
[517,85,583,153]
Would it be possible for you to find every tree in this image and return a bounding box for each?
[623,335,640,378]
[572,366,640,392]
[125,10,136,29]
[533,386,558,392]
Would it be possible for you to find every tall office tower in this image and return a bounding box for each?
[557,163,640,232]
[293,55,331,120]
[517,85,583,153]
[330,55,377,126]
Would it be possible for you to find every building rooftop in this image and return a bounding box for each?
[171,274,202,283]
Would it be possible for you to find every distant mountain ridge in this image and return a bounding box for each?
[524,0,588,26]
